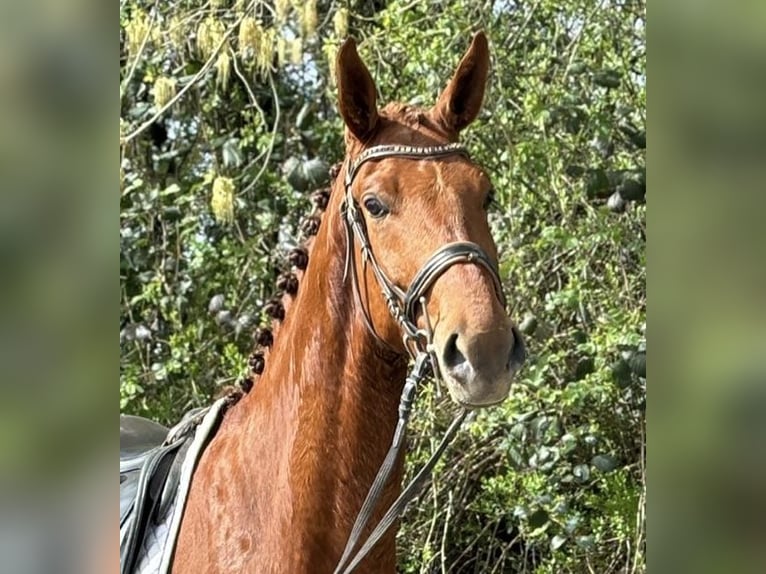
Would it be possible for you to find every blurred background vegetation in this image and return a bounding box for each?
[120,0,645,572]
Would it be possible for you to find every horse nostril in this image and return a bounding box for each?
[442,332,466,370]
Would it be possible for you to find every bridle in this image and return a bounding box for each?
[334,143,507,573]
[341,142,506,360]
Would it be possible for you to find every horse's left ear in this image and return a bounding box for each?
[433,31,490,133]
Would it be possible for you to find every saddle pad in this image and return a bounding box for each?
[121,397,230,574]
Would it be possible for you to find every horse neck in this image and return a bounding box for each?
[216,183,408,568]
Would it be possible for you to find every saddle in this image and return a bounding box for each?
[119,398,230,574]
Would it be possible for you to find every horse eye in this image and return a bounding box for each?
[363,196,389,218]
[483,189,496,210]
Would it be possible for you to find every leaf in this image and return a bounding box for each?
[508,445,524,467]
[222,139,243,169]
[560,433,577,454]
[567,61,587,75]
[160,183,181,196]
[550,534,567,551]
[592,69,621,88]
[530,416,550,442]
[618,123,646,149]
[617,178,645,201]
[215,310,233,326]
[528,509,549,529]
[295,102,313,129]
[535,493,553,506]
[135,325,152,341]
[607,191,626,213]
[611,359,633,388]
[564,515,580,534]
[572,464,590,483]
[509,422,526,440]
[576,535,596,551]
[513,410,538,423]
[565,164,585,177]
[591,454,619,473]
[512,506,528,520]
[282,157,303,190]
[303,158,330,188]
[519,313,537,335]
[629,351,646,378]
[584,168,612,199]
[574,356,594,380]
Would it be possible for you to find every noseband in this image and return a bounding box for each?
[334,143,507,573]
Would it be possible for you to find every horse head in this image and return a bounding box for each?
[335,32,526,408]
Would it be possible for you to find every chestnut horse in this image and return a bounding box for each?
[173,32,525,573]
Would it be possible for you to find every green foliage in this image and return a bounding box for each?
[362,1,645,571]
[120,0,645,570]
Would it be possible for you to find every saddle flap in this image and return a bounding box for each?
[119,399,228,574]
[120,470,140,527]
[120,441,182,574]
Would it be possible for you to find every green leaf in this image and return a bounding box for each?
[617,177,646,201]
[629,351,646,378]
[564,515,581,534]
[528,509,549,529]
[519,313,538,335]
[592,69,621,88]
[222,139,243,169]
[585,168,612,199]
[550,534,567,551]
[576,535,596,551]
[160,183,181,196]
[303,158,330,188]
[573,464,590,483]
[611,359,633,388]
[592,454,619,473]
[296,102,313,129]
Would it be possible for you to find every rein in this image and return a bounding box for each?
[334,143,506,573]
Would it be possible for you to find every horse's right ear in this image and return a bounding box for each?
[433,31,490,133]
[336,38,379,142]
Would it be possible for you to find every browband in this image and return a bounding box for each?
[344,142,469,188]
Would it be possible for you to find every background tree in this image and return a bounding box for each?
[120,0,645,571]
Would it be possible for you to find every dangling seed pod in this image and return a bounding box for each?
[301,216,321,236]
[288,246,309,270]
[263,298,285,321]
[311,188,330,209]
[253,326,274,347]
[248,352,265,374]
[239,376,253,393]
[276,272,299,295]
[329,163,342,180]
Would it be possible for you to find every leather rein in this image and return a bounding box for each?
[334,143,506,573]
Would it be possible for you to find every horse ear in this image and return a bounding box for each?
[336,38,379,142]
[433,31,490,133]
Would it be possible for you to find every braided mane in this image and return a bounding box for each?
[237,162,342,394]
